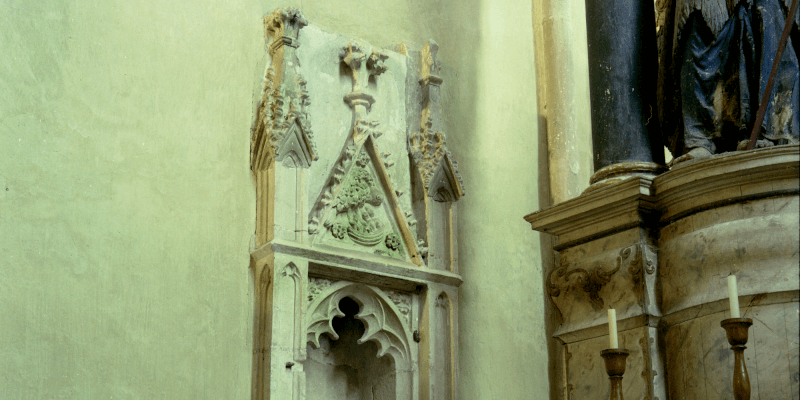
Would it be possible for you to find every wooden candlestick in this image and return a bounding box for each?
[721,318,753,400]
[601,348,629,400]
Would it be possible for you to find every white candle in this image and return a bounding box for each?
[728,275,740,318]
[608,308,618,348]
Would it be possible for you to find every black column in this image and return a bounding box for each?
[585,0,665,172]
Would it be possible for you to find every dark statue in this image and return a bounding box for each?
[656,0,800,163]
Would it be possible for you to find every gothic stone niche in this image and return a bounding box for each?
[306,282,413,400]
[250,8,463,400]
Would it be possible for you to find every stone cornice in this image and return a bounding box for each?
[251,239,463,291]
[655,144,799,223]
[524,177,658,247]
[525,144,800,247]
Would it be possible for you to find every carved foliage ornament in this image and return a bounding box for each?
[548,244,656,310]
[382,288,412,327]
[318,146,406,258]
[307,277,334,304]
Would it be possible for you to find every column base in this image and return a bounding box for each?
[585,161,666,194]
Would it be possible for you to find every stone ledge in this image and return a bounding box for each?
[251,239,463,291]
[524,177,658,246]
[655,144,799,223]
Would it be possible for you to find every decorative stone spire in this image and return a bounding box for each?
[409,40,464,201]
[251,8,316,171]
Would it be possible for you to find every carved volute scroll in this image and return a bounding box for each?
[548,245,642,310]
[305,282,413,367]
[251,7,317,172]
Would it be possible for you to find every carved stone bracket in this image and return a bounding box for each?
[628,244,657,278]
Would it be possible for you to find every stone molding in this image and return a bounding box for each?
[525,176,658,248]
[251,239,463,291]
[306,282,413,365]
[655,144,800,223]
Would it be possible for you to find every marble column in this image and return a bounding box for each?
[584,0,665,188]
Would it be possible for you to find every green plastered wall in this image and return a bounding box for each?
[1,0,548,398]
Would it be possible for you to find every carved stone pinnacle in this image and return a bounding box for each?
[265,7,308,50]
[420,39,442,83]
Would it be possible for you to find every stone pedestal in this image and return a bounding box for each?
[526,145,799,400]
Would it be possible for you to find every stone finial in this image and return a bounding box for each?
[340,42,389,93]
[420,39,442,82]
[265,7,308,50]
[367,51,389,76]
[340,41,369,91]
[340,42,390,112]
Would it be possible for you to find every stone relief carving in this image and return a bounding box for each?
[307,41,422,265]
[319,148,406,257]
[307,277,334,304]
[408,40,464,202]
[382,288,412,326]
[306,282,412,364]
[548,245,642,310]
[251,8,317,171]
[548,244,659,311]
